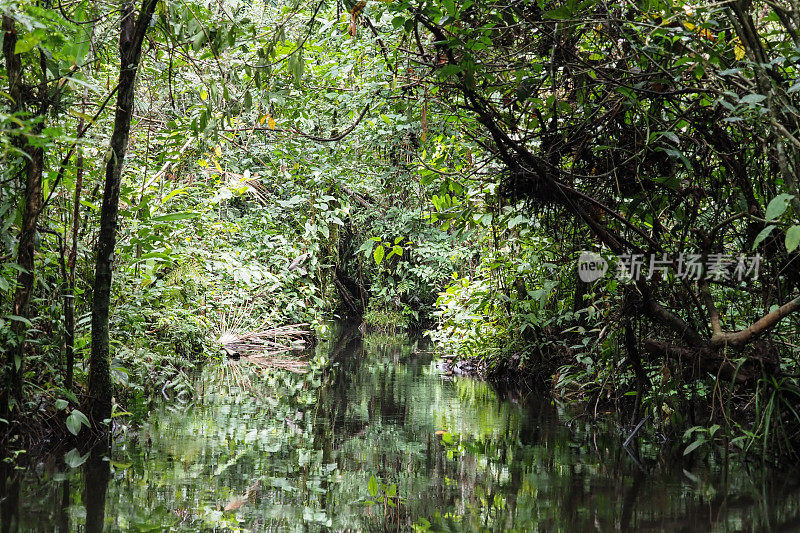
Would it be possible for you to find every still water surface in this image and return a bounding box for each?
[2,324,800,531]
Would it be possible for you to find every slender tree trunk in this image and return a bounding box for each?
[10,144,44,386]
[88,0,157,425]
[65,91,88,393]
[2,16,45,414]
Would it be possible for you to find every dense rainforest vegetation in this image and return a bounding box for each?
[3,0,800,477]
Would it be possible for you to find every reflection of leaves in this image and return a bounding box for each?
[271,477,298,493]
[64,448,89,468]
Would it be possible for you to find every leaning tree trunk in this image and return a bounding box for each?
[89,0,157,426]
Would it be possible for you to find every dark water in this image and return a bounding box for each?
[3,324,800,531]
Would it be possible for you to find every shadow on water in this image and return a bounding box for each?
[3,321,800,530]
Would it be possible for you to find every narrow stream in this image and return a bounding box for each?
[3,323,800,531]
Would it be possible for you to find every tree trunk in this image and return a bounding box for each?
[88,0,157,426]
[9,145,44,395]
[65,91,88,393]
[2,16,44,414]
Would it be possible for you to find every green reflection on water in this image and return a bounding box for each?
[3,323,800,531]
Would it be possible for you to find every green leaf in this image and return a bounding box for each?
[373,244,385,266]
[368,475,378,496]
[55,399,69,410]
[4,315,32,327]
[137,252,173,262]
[543,5,572,19]
[65,409,90,436]
[440,64,461,76]
[151,212,200,222]
[14,33,41,54]
[357,239,376,255]
[64,448,89,468]
[192,31,206,51]
[80,200,100,211]
[765,194,795,221]
[752,225,776,250]
[739,93,767,105]
[683,438,706,456]
[786,225,800,252]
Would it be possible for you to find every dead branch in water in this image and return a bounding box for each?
[217,323,313,361]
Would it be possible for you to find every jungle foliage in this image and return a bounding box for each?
[1,0,800,460]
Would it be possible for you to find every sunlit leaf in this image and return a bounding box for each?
[373,244,385,266]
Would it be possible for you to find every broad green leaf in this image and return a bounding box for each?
[192,31,206,51]
[739,93,766,105]
[14,33,41,54]
[543,5,572,19]
[373,244,385,266]
[55,399,69,410]
[752,225,776,250]
[368,475,378,496]
[137,252,173,261]
[683,438,706,455]
[4,315,32,327]
[440,64,461,76]
[161,188,188,203]
[765,194,795,221]
[65,409,90,436]
[357,239,375,255]
[151,212,200,222]
[786,225,800,252]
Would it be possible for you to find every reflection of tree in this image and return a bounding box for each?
[0,462,20,533]
[84,442,110,533]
